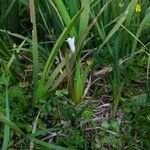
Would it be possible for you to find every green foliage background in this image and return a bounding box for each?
[0,0,150,149]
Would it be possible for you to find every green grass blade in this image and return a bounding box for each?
[111,36,122,117]
[0,38,11,58]
[91,0,101,8]
[147,54,150,102]
[112,82,124,117]
[76,0,111,55]
[0,0,19,32]
[28,128,60,137]
[2,125,10,150]
[120,24,148,50]
[52,0,77,37]
[0,113,71,150]
[28,137,73,150]
[38,5,51,33]
[19,0,28,5]
[99,0,139,50]
[36,60,65,99]
[2,81,10,150]
[29,0,39,100]
[36,8,84,99]
[0,113,24,135]
[73,61,83,103]
[125,0,138,25]
[68,0,80,18]
[44,60,65,90]
[50,70,67,91]
[43,8,84,79]
[0,29,46,56]
[99,10,128,49]
[0,29,31,42]
[49,0,65,29]
[0,0,16,22]
[78,0,90,37]
[132,10,150,53]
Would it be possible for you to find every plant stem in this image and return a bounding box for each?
[29,0,39,100]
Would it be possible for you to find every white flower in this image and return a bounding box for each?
[66,37,75,53]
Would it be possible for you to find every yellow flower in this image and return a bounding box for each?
[86,59,93,66]
[135,3,142,13]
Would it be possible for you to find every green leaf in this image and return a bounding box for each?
[2,82,10,150]
[43,8,84,79]
[36,8,84,100]
[52,0,77,38]
[111,120,120,132]
[99,10,128,49]
[72,60,83,103]
[29,0,39,100]
[99,0,138,50]
[0,113,24,135]
[132,10,150,53]
[28,128,60,137]
[125,0,138,25]
[78,0,90,37]
[0,114,72,150]
[29,137,74,150]
[101,120,109,129]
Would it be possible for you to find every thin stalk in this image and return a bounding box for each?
[29,0,39,100]
[147,54,150,102]
[2,78,10,150]
[111,35,123,117]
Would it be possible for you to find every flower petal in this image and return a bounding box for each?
[67,37,75,53]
